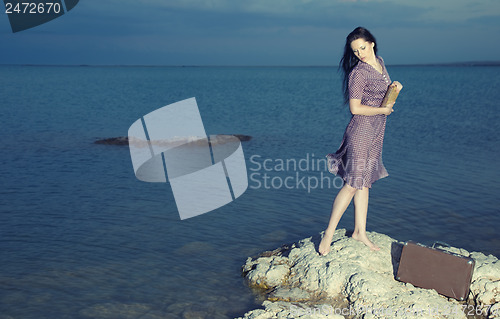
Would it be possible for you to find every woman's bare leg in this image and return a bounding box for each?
[352,187,380,250]
[318,183,357,255]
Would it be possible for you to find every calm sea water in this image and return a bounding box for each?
[0,65,499,318]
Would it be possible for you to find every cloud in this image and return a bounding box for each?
[132,0,499,23]
[1,0,499,65]
[466,14,500,26]
[36,0,497,39]
[70,0,431,35]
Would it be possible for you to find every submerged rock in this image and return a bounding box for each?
[94,134,252,146]
[94,136,130,145]
[238,229,500,319]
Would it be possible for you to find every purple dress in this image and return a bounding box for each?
[326,56,391,189]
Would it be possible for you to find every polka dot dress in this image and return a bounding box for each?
[326,56,391,189]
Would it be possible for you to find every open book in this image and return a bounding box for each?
[381,82,403,107]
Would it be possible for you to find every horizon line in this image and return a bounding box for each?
[1,61,500,68]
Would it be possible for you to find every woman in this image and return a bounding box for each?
[318,27,402,256]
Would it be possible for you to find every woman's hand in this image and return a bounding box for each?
[393,81,403,92]
[381,104,394,115]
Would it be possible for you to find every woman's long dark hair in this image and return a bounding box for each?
[340,27,378,104]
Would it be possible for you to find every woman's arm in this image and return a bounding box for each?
[349,98,393,116]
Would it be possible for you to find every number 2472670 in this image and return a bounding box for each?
[5,2,62,14]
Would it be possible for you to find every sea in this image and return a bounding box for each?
[0,64,499,318]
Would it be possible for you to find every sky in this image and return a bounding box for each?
[1,0,500,66]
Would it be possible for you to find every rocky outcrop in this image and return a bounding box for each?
[94,134,252,146]
[239,229,500,319]
[94,136,130,145]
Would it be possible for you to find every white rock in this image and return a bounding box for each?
[489,302,500,318]
[476,280,500,305]
[235,300,344,319]
[239,229,500,319]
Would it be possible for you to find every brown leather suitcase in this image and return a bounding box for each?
[396,241,475,300]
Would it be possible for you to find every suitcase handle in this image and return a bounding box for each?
[431,241,451,249]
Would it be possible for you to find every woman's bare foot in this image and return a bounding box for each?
[352,231,380,251]
[319,229,335,256]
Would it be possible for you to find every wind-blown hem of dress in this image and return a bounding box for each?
[326,153,388,190]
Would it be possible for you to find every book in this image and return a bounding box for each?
[381,82,402,107]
